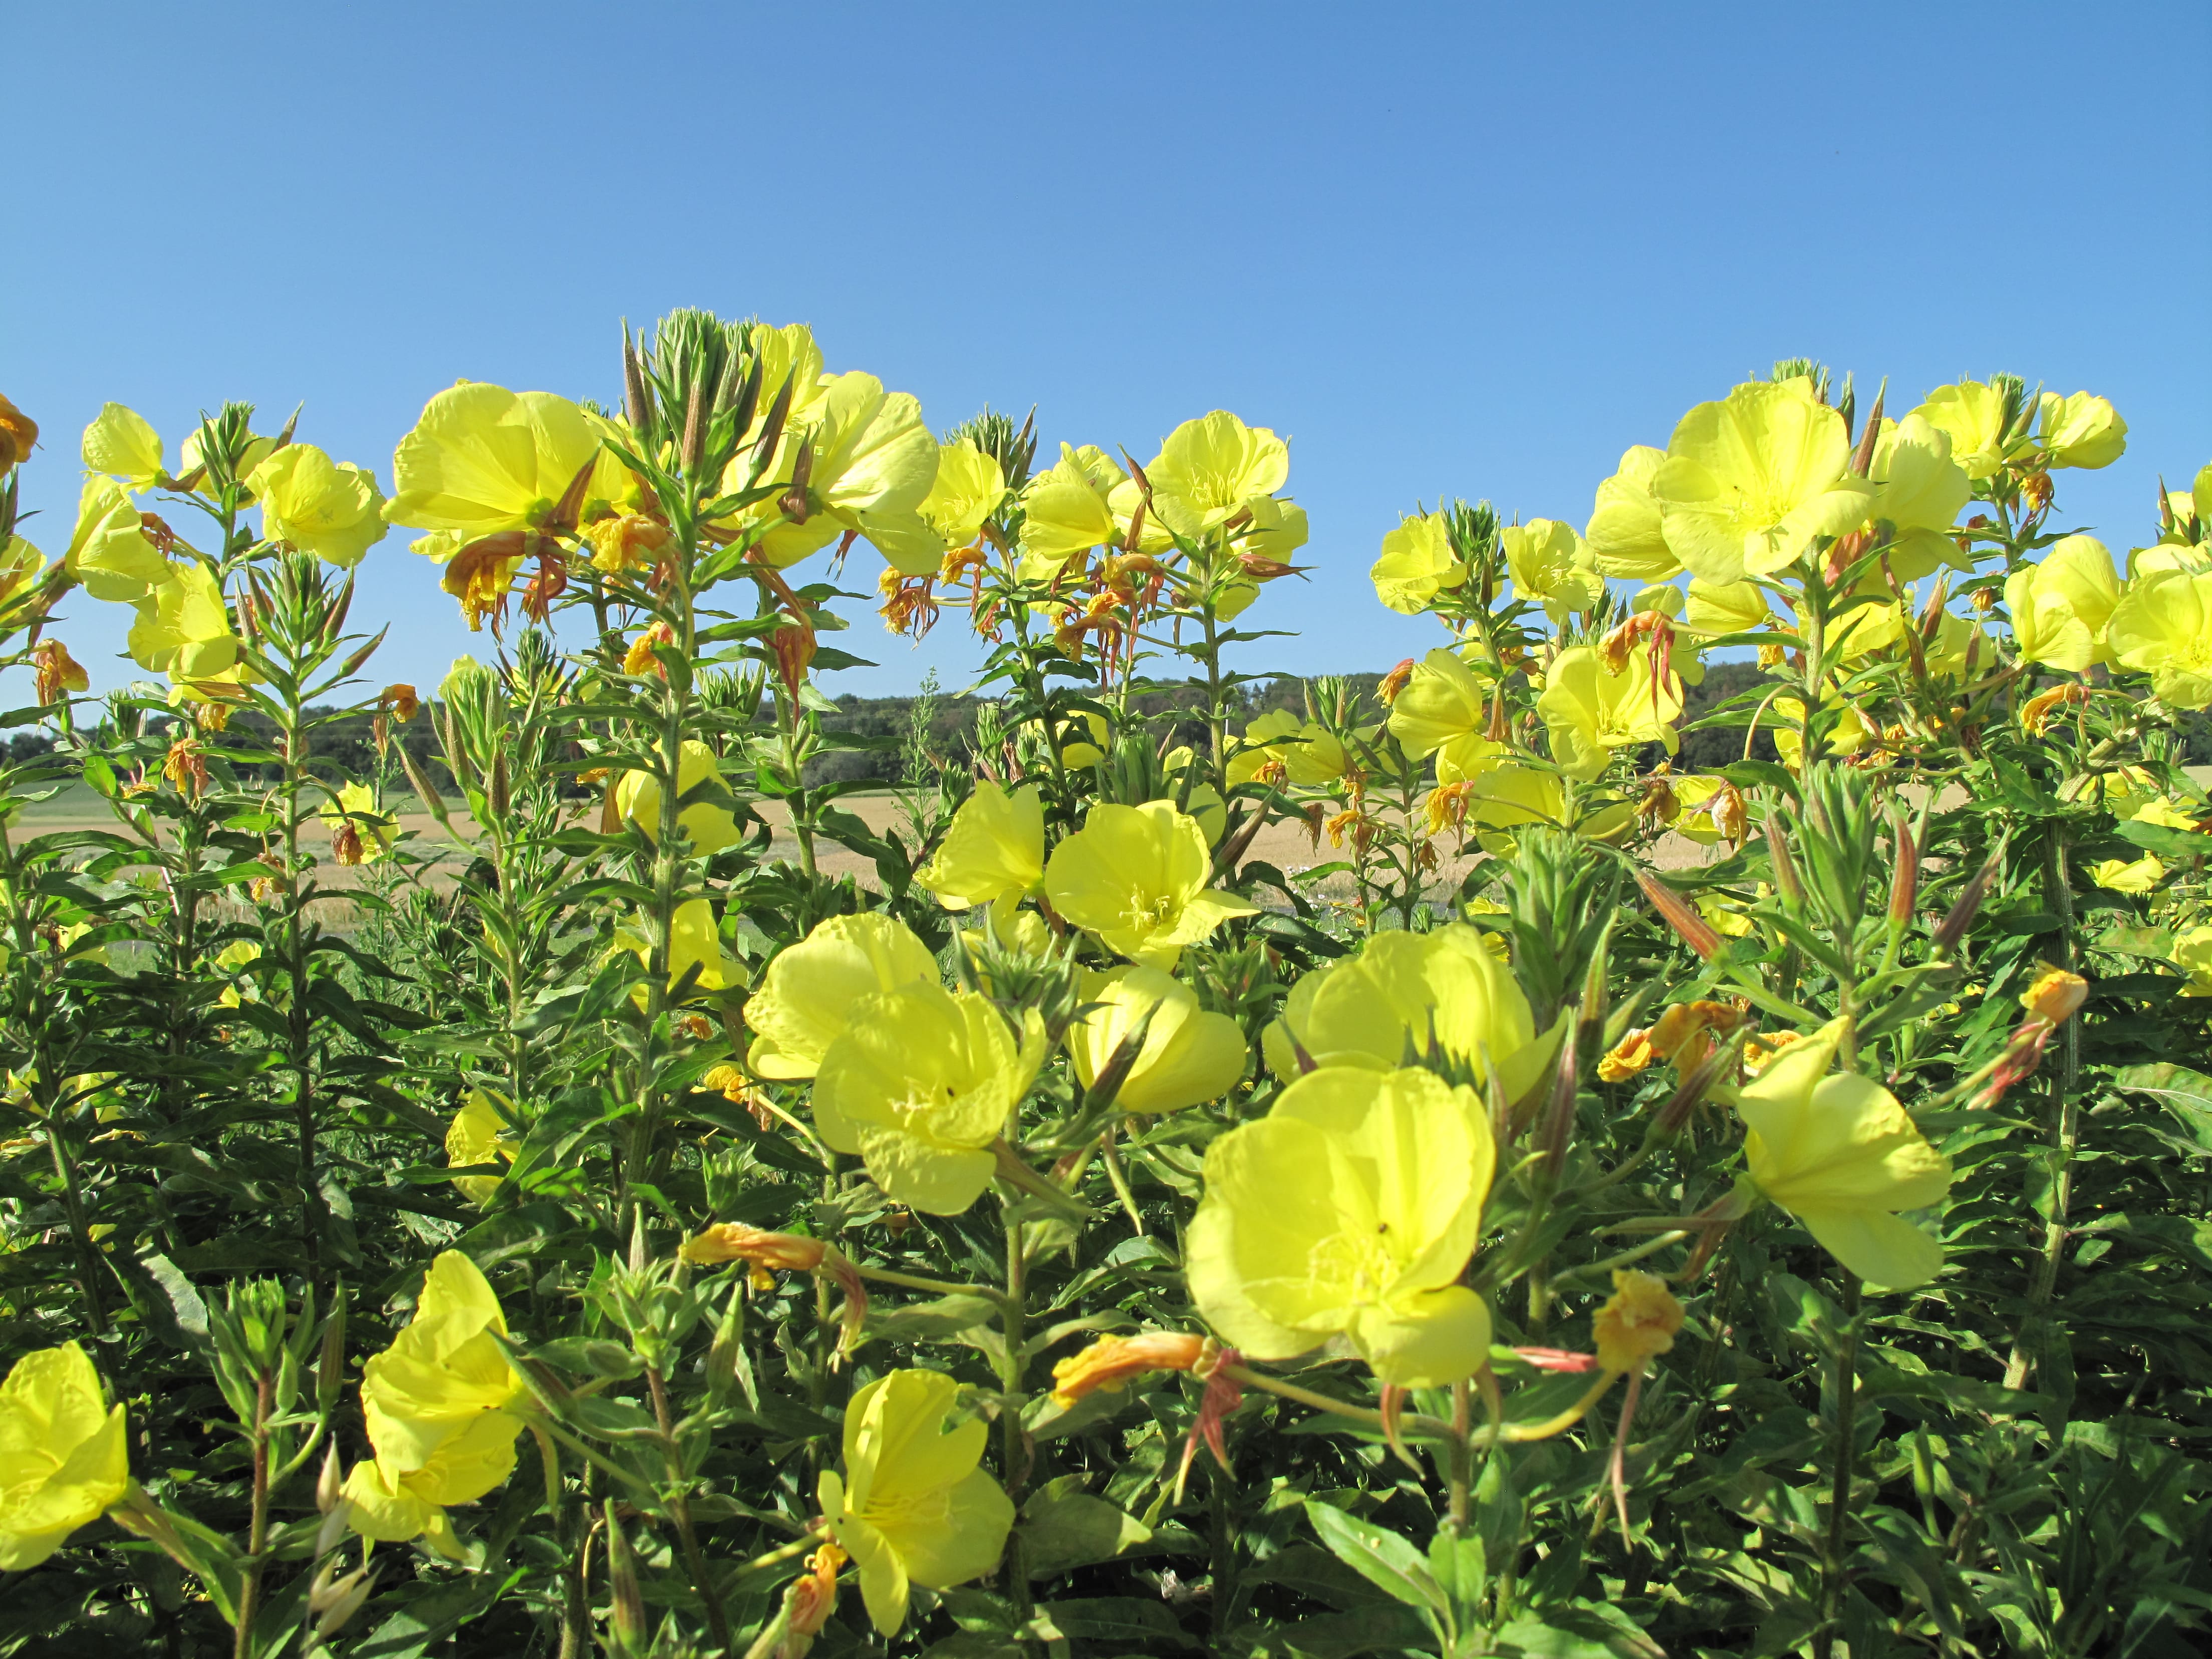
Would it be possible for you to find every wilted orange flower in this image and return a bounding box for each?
[782,1541,847,1653]
[878,569,939,640]
[622,621,675,678]
[32,640,88,704]
[1598,1028,1655,1082]
[1707,781,1748,845]
[1050,1332,1213,1409]
[1740,1029,1802,1074]
[2019,967,2088,1025]
[682,1224,826,1272]
[1425,780,1478,839]
[2018,684,2089,736]
[0,393,36,472]
[1647,999,1745,1068]
[163,735,209,800]
[380,684,420,723]
[584,512,671,576]
[442,531,546,631]
[1377,658,1416,705]
[1592,1270,1684,1375]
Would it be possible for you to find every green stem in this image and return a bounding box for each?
[232,1373,273,1659]
[1815,1277,1863,1659]
[2004,828,2079,1391]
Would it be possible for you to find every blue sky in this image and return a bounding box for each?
[8,1,2207,702]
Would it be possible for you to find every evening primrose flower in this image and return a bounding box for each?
[386,382,626,539]
[1138,411,1290,540]
[916,783,1043,912]
[1043,801,1257,969]
[2006,535,2121,671]
[917,438,1008,549]
[82,402,164,490]
[321,782,397,866]
[743,373,943,575]
[1187,1065,1497,1388]
[745,912,938,1079]
[2108,571,2212,708]
[1067,966,1246,1114]
[1388,648,1500,778]
[1682,578,1776,640]
[1018,444,1129,575]
[127,562,239,683]
[249,443,388,568]
[2037,391,2127,470]
[342,1251,525,1559]
[613,898,732,1000]
[1226,710,1350,789]
[1868,413,1973,579]
[1591,1271,1684,1376]
[0,394,37,475]
[1912,380,2021,480]
[1260,924,1564,1104]
[2089,855,2163,895]
[1585,445,1679,580]
[0,1342,129,1570]
[1538,643,1683,779]
[1503,518,1603,615]
[66,475,169,602]
[444,1091,513,1205]
[2172,926,2212,997]
[1370,512,1465,614]
[614,740,740,855]
[1734,1018,1954,1289]
[813,983,1046,1213]
[1050,1331,1210,1408]
[817,1368,1014,1638]
[1648,378,1876,585]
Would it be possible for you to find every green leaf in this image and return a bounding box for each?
[2113,1062,2212,1150]
[860,1293,1000,1347]
[2115,819,2212,860]
[1304,1501,1449,1617]
[1027,1596,1197,1649]
[1020,1485,1155,1579]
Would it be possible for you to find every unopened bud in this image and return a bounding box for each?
[1887,810,1919,929]
[2018,967,2088,1025]
[1635,871,1725,962]
[1765,819,1805,911]
[311,1561,378,1636]
[316,1444,344,1515]
[1933,848,2004,955]
[605,1503,648,1657]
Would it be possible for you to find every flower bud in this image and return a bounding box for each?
[1051,1331,1214,1410]
[2018,967,2088,1026]
[681,1224,824,1272]
[1933,848,2004,955]
[1636,871,1725,961]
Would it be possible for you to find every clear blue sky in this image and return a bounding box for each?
[8,1,2207,702]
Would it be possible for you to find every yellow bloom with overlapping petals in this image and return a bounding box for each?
[1648,378,1877,585]
[1261,924,1563,1100]
[1503,518,1603,614]
[127,561,239,682]
[2174,925,2212,997]
[1017,444,1128,577]
[1188,1066,1496,1389]
[918,438,1009,550]
[445,1091,513,1206]
[1772,696,1872,769]
[2006,535,2121,671]
[1138,411,1290,539]
[2089,856,2163,895]
[82,403,163,491]
[1226,709,1350,789]
[1734,1018,1953,1288]
[249,443,388,568]
[2108,570,2212,708]
[615,740,739,855]
[1370,512,1465,614]
[1869,413,1972,579]
[385,382,624,538]
[1538,643,1683,779]
[1586,445,1679,580]
[0,1343,129,1571]
[613,898,732,1001]
[1912,380,2022,481]
[66,475,169,603]
[2037,391,2126,470]
[1068,965,1246,1114]
[342,1251,524,1560]
[813,983,1046,1213]
[818,1369,1014,1637]
[0,534,45,607]
[1387,647,1498,777]
[1043,801,1257,969]
[745,913,938,1079]
[1682,578,1775,639]
[744,372,943,575]
[916,783,1043,912]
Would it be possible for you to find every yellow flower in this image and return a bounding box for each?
[1538,643,1683,780]
[813,983,1045,1213]
[1067,965,1246,1114]
[1912,380,2022,480]
[2173,925,2212,998]
[1591,1271,1684,1376]
[2005,535,2121,671]
[745,912,938,1079]
[386,382,626,538]
[1735,1018,1954,1288]
[614,740,739,855]
[817,1369,1014,1638]
[2019,968,2090,1025]
[2037,391,2126,470]
[0,532,45,608]
[917,438,1008,548]
[1585,445,1679,580]
[1187,1065,1496,1388]
[1225,709,1351,789]
[66,475,169,603]
[1502,518,1603,615]
[1050,1331,1210,1408]
[127,561,240,684]
[1137,411,1290,540]
[1044,802,1258,969]
[1647,378,1877,585]
[916,783,1044,912]
[1772,696,1872,769]
[1018,444,1130,577]
[0,1343,129,1570]
[1260,924,1564,1104]
[342,1251,524,1559]
[740,373,943,575]
[2089,856,2163,895]
[249,443,388,568]
[1682,578,1775,639]
[1868,413,1972,579]
[1370,512,1465,614]
[1388,647,1499,777]
[1599,1028,1655,1082]
[445,1091,513,1205]
[613,898,732,1001]
[2108,570,2212,708]
[0,394,38,475]
[320,782,397,866]
[81,403,164,490]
